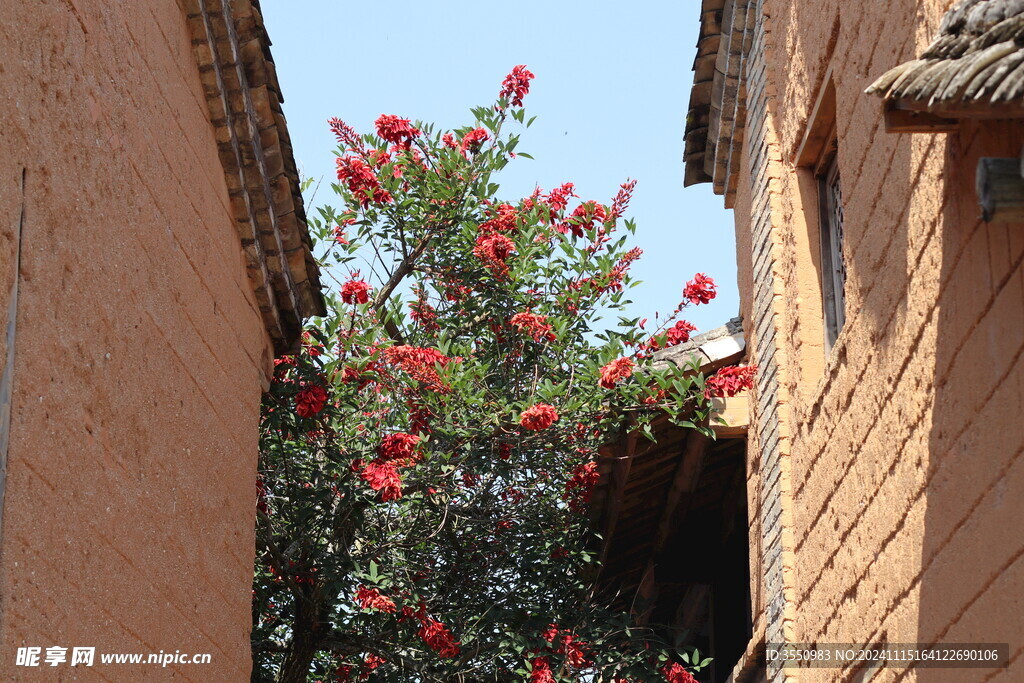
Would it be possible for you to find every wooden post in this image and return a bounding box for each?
[977,154,1024,223]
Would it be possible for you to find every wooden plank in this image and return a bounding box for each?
[887,97,1024,123]
[883,102,959,133]
[712,392,750,437]
[977,155,1024,223]
[595,430,637,577]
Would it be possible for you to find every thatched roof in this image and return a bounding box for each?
[867,0,1024,110]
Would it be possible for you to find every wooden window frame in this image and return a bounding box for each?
[814,139,846,352]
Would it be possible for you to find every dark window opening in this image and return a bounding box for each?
[817,148,846,351]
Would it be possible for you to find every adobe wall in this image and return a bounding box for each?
[737,0,1024,680]
[0,0,273,678]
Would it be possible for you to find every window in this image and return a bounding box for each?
[816,149,846,350]
[796,72,847,357]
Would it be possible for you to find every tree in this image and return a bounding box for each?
[251,66,750,683]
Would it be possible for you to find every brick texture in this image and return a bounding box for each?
[730,0,1024,681]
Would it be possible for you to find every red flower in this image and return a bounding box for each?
[341,279,371,304]
[355,586,397,613]
[666,320,697,347]
[374,114,420,148]
[520,403,558,431]
[683,273,717,305]
[477,203,519,234]
[417,617,460,659]
[510,312,556,342]
[459,127,490,156]
[360,460,403,501]
[328,117,362,152]
[379,432,420,464]
[295,385,328,418]
[498,442,513,460]
[382,345,455,393]
[599,357,635,389]
[610,179,637,220]
[545,183,576,215]
[473,232,516,278]
[662,662,698,683]
[336,156,392,207]
[333,217,355,245]
[705,364,756,398]
[365,653,385,671]
[557,633,590,668]
[558,201,606,238]
[564,461,599,512]
[499,65,535,107]
[529,657,555,683]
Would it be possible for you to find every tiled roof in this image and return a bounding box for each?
[652,316,745,373]
[867,0,1024,109]
[183,0,326,353]
[683,0,756,207]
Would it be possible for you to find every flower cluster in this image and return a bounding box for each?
[564,461,600,513]
[510,311,556,342]
[529,656,555,683]
[381,345,455,393]
[599,357,634,389]
[498,64,535,107]
[558,200,607,238]
[341,278,371,305]
[336,156,392,208]
[374,113,420,149]
[459,127,490,156]
[378,432,421,465]
[417,617,460,659]
[520,403,558,431]
[295,385,327,418]
[683,272,717,305]
[663,662,699,683]
[355,586,397,613]
[705,364,757,398]
[359,459,404,501]
[537,624,591,671]
[474,232,516,278]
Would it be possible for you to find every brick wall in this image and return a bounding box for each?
[735,0,1024,681]
[0,0,273,678]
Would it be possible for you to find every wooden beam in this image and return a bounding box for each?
[794,67,837,166]
[712,392,750,437]
[882,101,959,133]
[595,431,637,578]
[651,430,711,558]
[889,97,1024,121]
[977,155,1024,223]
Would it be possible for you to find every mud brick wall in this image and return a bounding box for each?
[0,0,275,677]
[733,0,1024,680]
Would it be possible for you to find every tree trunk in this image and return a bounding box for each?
[276,597,325,683]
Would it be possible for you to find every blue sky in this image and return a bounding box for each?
[261,0,738,334]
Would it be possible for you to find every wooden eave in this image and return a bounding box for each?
[589,319,750,612]
[866,0,1024,133]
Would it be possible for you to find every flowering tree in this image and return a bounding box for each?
[252,66,751,683]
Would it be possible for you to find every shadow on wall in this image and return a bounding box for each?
[920,119,1024,676]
